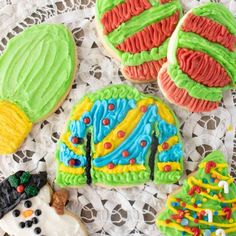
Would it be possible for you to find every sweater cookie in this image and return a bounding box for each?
[156,150,236,236]
[56,84,183,187]
[158,3,236,112]
[96,0,182,83]
[0,170,87,236]
[0,24,77,154]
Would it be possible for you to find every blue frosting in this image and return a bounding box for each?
[69,98,136,144]
[158,143,183,162]
[93,105,160,167]
[158,120,177,144]
[59,143,87,167]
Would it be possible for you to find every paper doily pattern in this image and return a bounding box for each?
[0,0,236,235]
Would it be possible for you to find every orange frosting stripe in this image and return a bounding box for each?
[123,58,167,81]
[182,13,236,52]
[116,11,179,53]
[177,48,231,87]
[158,67,219,112]
[101,0,151,35]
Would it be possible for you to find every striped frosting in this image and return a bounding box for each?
[158,3,236,112]
[96,0,182,82]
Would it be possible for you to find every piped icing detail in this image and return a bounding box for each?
[55,85,183,187]
[156,150,236,236]
[96,0,182,82]
[158,3,236,112]
[0,24,76,154]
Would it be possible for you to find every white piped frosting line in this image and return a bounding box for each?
[204,209,213,223]
[216,229,226,236]
[218,180,229,194]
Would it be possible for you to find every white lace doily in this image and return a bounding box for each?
[0,0,236,235]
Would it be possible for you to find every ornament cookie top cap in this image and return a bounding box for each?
[0,24,77,154]
[156,150,236,236]
[158,3,236,112]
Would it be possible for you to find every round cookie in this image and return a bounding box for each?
[0,171,87,236]
[95,0,182,83]
[55,84,184,187]
[158,3,236,112]
[156,150,236,236]
[0,24,77,154]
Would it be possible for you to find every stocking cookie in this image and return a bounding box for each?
[156,150,236,236]
[56,84,183,187]
[0,24,77,154]
[0,171,87,236]
[96,0,182,83]
[158,3,236,112]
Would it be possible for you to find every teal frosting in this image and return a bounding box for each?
[158,144,182,162]
[158,120,178,144]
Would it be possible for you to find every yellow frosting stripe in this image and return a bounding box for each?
[168,196,236,215]
[155,100,175,125]
[71,97,93,120]
[157,162,181,171]
[156,220,193,235]
[59,163,85,175]
[0,101,32,154]
[167,196,236,228]
[93,98,153,158]
[211,170,234,182]
[60,132,84,156]
[157,135,179,152]
[199,163,228,169]
[94,164,146,174]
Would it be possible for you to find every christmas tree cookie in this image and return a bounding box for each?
[0,169,87,236]
[95,0,182,83]
[156,150,236,236]
[158,3,236,112]
[55,84,184,187]
[0,24,77,154]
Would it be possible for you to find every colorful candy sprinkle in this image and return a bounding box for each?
[117,130,125,138]
[102,118,110,125]
[83,117,90,124]
[108,104,115,110]
[104,142,112,149]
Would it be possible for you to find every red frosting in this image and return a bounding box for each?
[182,13,236,51]
[123,58,167,81]
[116,11,179,53]
[158,67,219,112]
[160,0,172,3]
[101,0,151,35]
[177,48,231,87]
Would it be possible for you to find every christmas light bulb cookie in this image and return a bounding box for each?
[95,0,182,83]
[0,24,77,154]
[0,171,87,236]
[56,84,184,187]
[158,3,236,112]
[156,150,236,236]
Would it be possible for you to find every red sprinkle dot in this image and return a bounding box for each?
[108,104,115,111]
[129,158,136,165]
[193,204,197,208]
[140,140,147,147]
[140,105,147,112]
[68,159,76,166]
[102,118,110,126]
[164,165,172,172]
[181,202,186,207]
[104,142,112,149]
[122,150,129,157]
[162,142,169,150]
[117,130,125,138]
[107,163,115,169]
[165,219,171,224]
[194,219,199,223]
[17,185,25,193]
[83,117,90,124]
[72,137,79,144]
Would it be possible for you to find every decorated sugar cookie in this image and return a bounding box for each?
[0,24,77,154]
[95,0,182,83]
[156,150,236,236]
[0,170,87,236]
[158,3,236,112]
[56,84,183,187]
